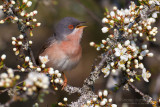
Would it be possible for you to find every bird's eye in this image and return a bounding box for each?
[68,25,74,29]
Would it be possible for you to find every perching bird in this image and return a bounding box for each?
[38,17,86,87]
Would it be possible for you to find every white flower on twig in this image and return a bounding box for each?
[39,55,49,64]
[114,47,127,57]
[25,72,49,95]
[101,27,109,33]
[102,65,110,77]
[142,68,151,82]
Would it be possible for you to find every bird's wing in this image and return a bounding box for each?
[39,33,56,54]
[36,33,56,65]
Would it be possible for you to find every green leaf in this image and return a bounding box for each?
[136,76,141,81]
[16,86,21,89]
[105,8,109,13]
[23,81,26,86]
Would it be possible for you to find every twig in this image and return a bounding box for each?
[128,82,155,105]
[64,84,82,94]
[34,0,41,10]
[84,50,111,86]
[75,0,103,26]
[65,50,112,107]
[28,47,37,66]
[0,80,24,95]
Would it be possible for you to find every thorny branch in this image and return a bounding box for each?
[64,50,112,107]
[128,82,157,106]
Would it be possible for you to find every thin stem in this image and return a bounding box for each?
[0,80,24,95]
[76,0,103,26]
[84,50,112,86]
[28,47,37,66]
[128,82,156,106]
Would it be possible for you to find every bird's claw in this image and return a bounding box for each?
[61,72,67,90]
[61,81,67,90]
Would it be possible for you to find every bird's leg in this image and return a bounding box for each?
[61,72,67,90]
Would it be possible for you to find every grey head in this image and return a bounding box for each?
[54,17,84,40]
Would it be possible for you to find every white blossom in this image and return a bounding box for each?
[114,46,127,57]
[147,53,154,57]
[129,78,134,82]
[21,11,26,16]
[0,5,3,9]
[103,90,108,96]
[113,6,117,10]
[111,104,117,107]
[63,97,68,102]
[39,55,49,64]
[36,22,41,26]
[48,68,54,75]
[110,11,115,17]
[102,65,110,77]
[100,100,106,106]
[149,1,153,5]
[1,54,6,60]
[152,12,159,18]
[26,1,32,7]
[54,78,59,83]
[25,72,49,93]
[142,68,151,82]
[33,10,38,14]
[23,0,28,3]
[102,18,108,23]
[140,50,149,56]
[98,91,103,97]
[142,44,147,50]
[25,56,30,62]
[89,42,95,46]
[124,18,130,24]
[109,98,112,102]
[101,27,109,33]
[124,40,130,46]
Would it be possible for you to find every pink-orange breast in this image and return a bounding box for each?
[40,40,82,71]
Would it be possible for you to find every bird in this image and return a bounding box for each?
[38,17,87,88]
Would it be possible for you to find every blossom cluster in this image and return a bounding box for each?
[101,1,159,41]
[12,35,33,56]
[24,72,49,95]
[101,40,152,82]
[0,54,20,87]
[18,55,63,92]
[58,90,117,107]
[0,0,41,36]
[39,55,64,90]
[83,90,117,107]
[0,68,20,87]
[90,0,160,83]
[1,0,41,57]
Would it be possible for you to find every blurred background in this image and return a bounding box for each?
[0,0,159,107]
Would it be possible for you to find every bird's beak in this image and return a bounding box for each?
[76,21,87,28]
[76,25,87,28]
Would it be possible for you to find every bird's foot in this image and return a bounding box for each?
[61,72,67,90]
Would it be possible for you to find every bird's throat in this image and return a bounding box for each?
[66,28,84,44]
